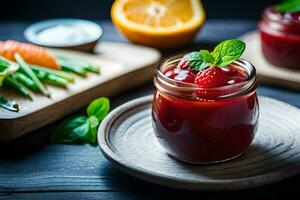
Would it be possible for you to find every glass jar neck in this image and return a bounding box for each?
[261,6,300,34]
[154,56,257,100]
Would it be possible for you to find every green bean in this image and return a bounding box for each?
[35,71,69,87]
[44,74,69,87]
[84,65,100,74]
[60,64,87,76]
[14,72,39,91]
[57,57,87,76]
[30,64,75,83]
[57,56,100,74]
[33,70,47,79]
[14,53,50,97]
[3,76,32,99]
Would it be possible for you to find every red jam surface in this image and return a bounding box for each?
[164,64,247,85]
[152,61,259,163]
[259,6,300,69]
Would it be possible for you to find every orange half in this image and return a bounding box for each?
[111,0,206,49]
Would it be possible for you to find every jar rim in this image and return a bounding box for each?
[154,55,257,100]
[262,5,300,25]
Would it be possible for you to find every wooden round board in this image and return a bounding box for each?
[98,95,300,191]
[240,31,300,91]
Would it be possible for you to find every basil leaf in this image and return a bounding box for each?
[0,96,19,112]
[212,39,245,67]
[86,97,110,121]
[184,52,210,71]
[276,0,300,13]
[84,116,100,144]
[52,97,110,144]
[51,116,90,143]
[51,116,100,144]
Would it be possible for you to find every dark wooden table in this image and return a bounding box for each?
[1,20,300,200]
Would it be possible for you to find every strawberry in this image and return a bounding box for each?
[194,67,228,88]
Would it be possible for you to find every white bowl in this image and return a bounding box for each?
[24,18,103,52]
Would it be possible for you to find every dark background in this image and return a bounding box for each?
[1,0,278,20]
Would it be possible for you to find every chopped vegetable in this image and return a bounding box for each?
[3,76,32,99]
[0,40,103,110]
[15,53,50,97]
[0,56,19,86]
[0,95,19,112]
[0,40,60,70]
[14,72,39,91]
[57,56,88,76]
[35,70,69,87]
[57,56,100,74]
[30,64,75,83]
[59,60,87,76]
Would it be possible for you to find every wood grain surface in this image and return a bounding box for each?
[98,95,300,191]
[240,31,300,91]
[0,41,161,141]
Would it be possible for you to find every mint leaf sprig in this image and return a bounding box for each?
[51,97,110,144]
[276,0,300,13]
[183,39,246,71]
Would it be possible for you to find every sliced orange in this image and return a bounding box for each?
[111,0,206,49]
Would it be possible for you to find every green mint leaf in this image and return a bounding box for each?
[51,116,90,143]
[86,97,110,121]
[212,39,245,67]
[199,50,214,63]
[184,52,210,71]
[276,0,300,13]
[0,96,19,112]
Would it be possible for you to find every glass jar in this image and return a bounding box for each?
[152,56,259,164]
[259,6,300,70]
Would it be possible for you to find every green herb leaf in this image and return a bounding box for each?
[52,97,110,144]
[276,0,300,13]
[86,116,100,144]
[51,115,101,144]
[183,39,245,71]
[87,97,110,121]
[184,52,210,71]
[0,96,19,112]
[211,39,245,67]
[51,116,90,143]
[199,50,214,63]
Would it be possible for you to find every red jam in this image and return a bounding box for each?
[152,56,259,164]
[259,6,300,70]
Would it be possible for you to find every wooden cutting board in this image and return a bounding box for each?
[240,31,300,90]
[0,41,161,141]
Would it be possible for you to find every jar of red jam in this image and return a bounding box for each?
[152,56,259,164]
[259,6,300,70]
